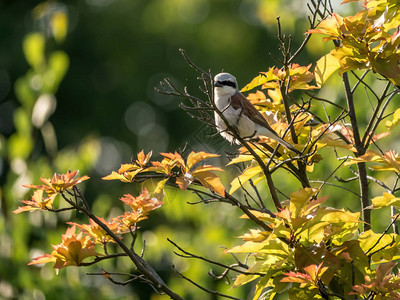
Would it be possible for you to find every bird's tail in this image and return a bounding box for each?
[266,133,302,155]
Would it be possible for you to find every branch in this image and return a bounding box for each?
[79,253,128,266]
[171,265,242,300]
[61,189,184,300]
[168,238,263,276]
[342,72,370,231]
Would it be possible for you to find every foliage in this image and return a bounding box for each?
[7,0,400,299]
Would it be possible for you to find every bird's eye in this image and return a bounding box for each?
[221,80,236,88]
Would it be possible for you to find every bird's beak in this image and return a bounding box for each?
[214,81,223,88]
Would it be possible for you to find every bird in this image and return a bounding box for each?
[213,72,301,155]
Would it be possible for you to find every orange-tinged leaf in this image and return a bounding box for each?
[28,254,57,265]
[304,263,328,282]
[186,151,219,170]
[24,171,89,195]
[119,188,163,214]
[68,218,119,244]
[281,271,313,286]
[14,189,56,213]
[176,173,193,190]
[195,171,225,196]
[160,152,185,169]
[314,52,341,87]
[29,225,102,270]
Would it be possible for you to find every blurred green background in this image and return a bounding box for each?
[0,1,379,299]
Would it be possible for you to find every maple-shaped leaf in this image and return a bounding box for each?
[24,171,89,195]
[120,188,163,214]
[13,190,56,213]
[160,152,185,170]
[67,218,119,244]
[102,150,152,182]
[112,211,147,233]
[29,225,101,271]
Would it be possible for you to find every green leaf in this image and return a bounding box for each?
[14,77,36,108]
[46,51,70,92]
[13,107,32,135]
[8,133,33,159]
[23,33,45,70]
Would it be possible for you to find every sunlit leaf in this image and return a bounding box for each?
[386,108,400,129]
[194,171,225,196]
[229,165,263,194]
[314,52,341,87]
[13,190,56,213]
[370,192,400,209]
[241,74,269,92]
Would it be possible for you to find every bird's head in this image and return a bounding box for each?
[214,73,238,97]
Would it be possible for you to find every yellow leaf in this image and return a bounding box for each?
[371,192,400,209]
[241,74,269,92]
[51,11,68,43]
[359,230,400,263]
[102,171,133,182]
[227,241,267,254]
[289,188,318,218]
[314,52,341,87]
[229,165,263,194]
[386,108,400,129]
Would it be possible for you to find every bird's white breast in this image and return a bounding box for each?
[214,92,256,143]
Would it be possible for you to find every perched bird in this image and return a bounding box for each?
[213,72,301,155]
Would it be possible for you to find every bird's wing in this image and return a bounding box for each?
[230,92,275,131]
